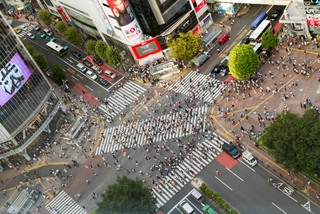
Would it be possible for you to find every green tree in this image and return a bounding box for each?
[32,52,48,70]
[96,176,156,214]
[95,40,108,61]
[50,64,66,85]
[85,40,97,54]
[25,44,36,56]
[260,110,320,174]
[228,44,259,80]
[167,31,201,60]
[261,29,279,49]
[37,9,52,26]
[64,27,83,45]
[55,21,68,34]
[106,46,121,66]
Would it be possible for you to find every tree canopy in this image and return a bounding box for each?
[32,52,48,70]
[261,29,279,49]
[95,40,108,61]
[259,109,320,174]
[228,44,260,80]
[85,39,97,54]
[167,31,201,60]
[96,176,156,214]
[50,64,66,85]
[64,27,83,45]
[55,21,68,34]
[106,46,121,66]
[37,9,52,26]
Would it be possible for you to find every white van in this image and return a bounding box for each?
[191,189,204,202]
[242,150,258,166]
[180,201,195,214]
[44,28,52,36]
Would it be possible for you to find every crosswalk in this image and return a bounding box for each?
[95,105,208,155]
[16,24,33,38]
[45,190,87,214]
[168,71,226,103]
[98,81,146,118]
[152,132,229,208]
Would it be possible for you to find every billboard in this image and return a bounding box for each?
[57,6,71,23]
[0,53,32,106]
[306,14,320,27]
[107,0,143,42]
[191,0,206,13]
[131,38,162,59]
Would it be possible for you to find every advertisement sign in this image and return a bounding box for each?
[107,0,142,42]
[306,14,320,27]
[0,53,32,106]
[131,38,162,59]
[57,6,70,23]
[191,0,206,13]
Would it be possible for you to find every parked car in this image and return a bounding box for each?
[211,63,227,75]
[27,32,35,40]
[217,34,229,45]
[77,63,87,73]
[222,143,240,159]
[86,70,97,80]
[60,43,69,50]
[83,60,93,68]
[94,57,103,66]
[240,37,250,44]
[92,65,103,74]
[71,51,82,60]
[14,27,22,34]
[180,200,195,214]
[33,25,40,31]
[37,31,46,38]
[270,10,281,21]
[45,36,56,42]
[44,28,52,36]
[97,78,110,87]
[105,70,116,79]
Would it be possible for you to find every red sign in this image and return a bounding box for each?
[192,0,206,13]
[306,15,320,27]
[192,25,201,35]
[131,38,162,59]
[57,6,70,23]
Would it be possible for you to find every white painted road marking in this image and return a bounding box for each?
[215,176,233,191]
[272,202,287,214]
[237,25,247,36]
[226,167,244,181]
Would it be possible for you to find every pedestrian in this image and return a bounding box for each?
[86,180,91,184]
[215,169,221,176]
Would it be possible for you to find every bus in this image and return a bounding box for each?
[46,41,67,56]
[251,12,268,30]
[249,20,272,46]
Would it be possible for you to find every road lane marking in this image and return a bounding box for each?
[237,25,246,36]
[238,159,256,172]
[254,6,263,16]
[272,202,287,214]
[266,5,273,13]
[67,58,73,63]
[215,176,233,191]
[220,45,229,54]
[71,75,79,81]
[167,189,194,214]
[107,76,124,91]
[85,85,94,91]
[226,167,244,181]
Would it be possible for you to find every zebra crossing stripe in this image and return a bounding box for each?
[153,138,223,208]
[45,190,87,214]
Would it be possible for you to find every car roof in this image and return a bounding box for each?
[222,143,233,150]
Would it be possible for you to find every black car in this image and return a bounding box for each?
[211,63,227,75]
[270,10,281,22]
[94,57,103,66]
[71,51,82,60]
[240,37,250,44]
[220,65,229,77]
[83,60,93,68]
[222,143,240,159]
[97,78,110,87]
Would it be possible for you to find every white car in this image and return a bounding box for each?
[33,25,40,31]
[86,70,97,80]
[92,65,102,74]
[27,32,35,39]
[105,70,116,79]
[242,150,258,166]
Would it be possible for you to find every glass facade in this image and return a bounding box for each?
[0,12,59,158]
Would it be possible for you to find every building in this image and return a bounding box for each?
[0,12,60,163]
[42,0,213,65]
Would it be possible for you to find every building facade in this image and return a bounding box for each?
[42,0,213,65]
[0,12,60,162]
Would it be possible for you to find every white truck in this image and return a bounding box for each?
[242,150,258,166]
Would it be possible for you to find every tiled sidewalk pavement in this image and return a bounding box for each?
[210,41,320,204]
